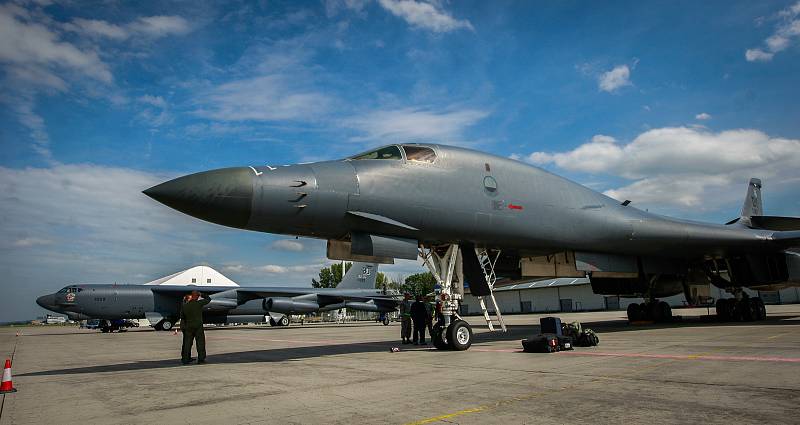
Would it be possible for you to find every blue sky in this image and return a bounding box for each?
[1,0,799,321]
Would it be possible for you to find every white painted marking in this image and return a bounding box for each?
[249,166,263,176]
[266,165,277,170]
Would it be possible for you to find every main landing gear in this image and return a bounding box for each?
[716,295,766,322]
[626,300,673,323]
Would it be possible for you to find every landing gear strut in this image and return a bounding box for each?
[421,245,474,351]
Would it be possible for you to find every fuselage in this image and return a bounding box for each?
[36,284,395,320]
[144,143,777,259]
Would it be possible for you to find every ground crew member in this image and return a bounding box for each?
[180,290,211,365]
[425,295,434,334]
[399,292,412,344]
[410,295,428,345]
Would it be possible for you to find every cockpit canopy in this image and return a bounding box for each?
[57,286,82,294]
[348,144,437,164]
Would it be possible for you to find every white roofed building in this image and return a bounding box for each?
[144,265,239,287]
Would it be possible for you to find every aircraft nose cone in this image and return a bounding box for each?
[144,167,254,229]
[36,294,54,309]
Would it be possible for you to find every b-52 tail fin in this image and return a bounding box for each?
[741,178,763,218]
[338,262,379,289]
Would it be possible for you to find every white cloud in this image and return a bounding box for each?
[377,0,473,33]
[255,264,323,274]
[0,164,215,250]
[745,2,800,62]
[136,95,171,127]
[0,5,191,160]
[128,16,191,38]
[67,15,191,40]
[195,75,331,122]
[272,239,305,252]
[13,237,53,247]
[695,112,712,120]
[259,265,288,274]
[745,48,774,62]
[598,65,631,92]
[527,127,800,209]
[344,107,489,142]
[529,134,622,174]
[138,94,167,108]
[0,4,112,83]
[67,18,128,39]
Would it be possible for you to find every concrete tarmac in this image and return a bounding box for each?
[1,306,799,424]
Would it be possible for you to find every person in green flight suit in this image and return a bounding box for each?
[180,290,211,365]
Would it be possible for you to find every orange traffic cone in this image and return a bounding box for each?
[0,359,16,393]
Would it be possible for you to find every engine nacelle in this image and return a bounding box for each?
[263,297,319,314]
[345,301,395,313]
[204,298,238,312]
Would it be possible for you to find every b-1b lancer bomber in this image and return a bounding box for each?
[145,143,800,350]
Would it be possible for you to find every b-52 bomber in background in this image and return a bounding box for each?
[37,261,396,331]
[144,143,800,350]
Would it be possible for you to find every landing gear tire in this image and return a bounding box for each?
[657,301,672,321]
[279,316,290,327]
[432,324,449,350]
[649,302,663,322]
[447,320,473,351]
[159,320,174,331]
[269,318,276,326]
[627,303,641,322]
[716,299,729,321]
[382,316,390,326]
[754,298,767,320]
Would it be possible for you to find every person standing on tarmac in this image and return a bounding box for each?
[425,295,434,335]
[410,295,428,345]
[399,293,413,344]
[180,290,211,365]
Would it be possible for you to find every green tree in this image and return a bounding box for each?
[375,272,402,292]
[312,262,353,288]
[401,272,437,297]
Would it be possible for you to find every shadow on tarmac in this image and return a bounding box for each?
[17,339,404,377]
[18,314,800,377]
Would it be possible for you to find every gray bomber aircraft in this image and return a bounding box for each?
[37,262,397,330]
[144,143,800,350]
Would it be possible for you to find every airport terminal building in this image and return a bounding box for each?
[462,278,800,315]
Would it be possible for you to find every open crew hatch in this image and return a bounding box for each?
[348,144,437,164]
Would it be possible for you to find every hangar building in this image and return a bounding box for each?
[462,278,800,315]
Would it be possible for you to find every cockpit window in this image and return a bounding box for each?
[350,145,403,161]
[402,145,436,163]
[58,286,81,293]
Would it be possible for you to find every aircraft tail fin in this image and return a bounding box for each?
[727,178,800,230]
[337,262,379,289]
[741,178,763,218]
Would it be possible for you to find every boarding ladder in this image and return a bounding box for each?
[476,248,507,332]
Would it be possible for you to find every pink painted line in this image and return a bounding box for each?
[559,351,800,363]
